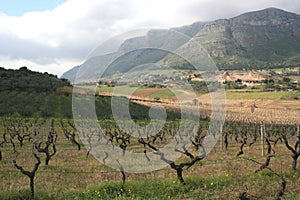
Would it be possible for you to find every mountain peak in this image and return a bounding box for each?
[62,8,300,82]
[232,7,299,26]
[262,7,290,12]
[239,7,297,16]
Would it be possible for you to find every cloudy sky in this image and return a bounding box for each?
[0,0,299,76]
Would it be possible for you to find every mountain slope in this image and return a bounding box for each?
[164,8,300,70]
[60,65,80,83]
[67,29,194,83]
[62,8,300,82]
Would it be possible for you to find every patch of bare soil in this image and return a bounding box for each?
[132,88,168,97]
[100,86,299,124]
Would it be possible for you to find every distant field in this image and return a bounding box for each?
[98,85,300,101]
[226,90,300,100]
[98,85,183,99]
[149,89,182,99]
[96,85,114,93]
[97,85,144,95]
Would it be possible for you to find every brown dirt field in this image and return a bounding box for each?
[197,93,300,124]
[99,87,299,124]
[133,91,300,124]
[132,88,168,97]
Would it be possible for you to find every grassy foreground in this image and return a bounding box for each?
[0,170,299,200]
[1,137,299,200]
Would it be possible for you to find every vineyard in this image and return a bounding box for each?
[0,91,182,120]
[1,9,300,199]
[0,117,299,199]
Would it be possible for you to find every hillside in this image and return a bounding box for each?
[0,67,179,119]
[0,66,71,92]
[62,8,300,82]
[0,90,167,119]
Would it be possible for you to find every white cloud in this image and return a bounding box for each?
[178,0,300,22]
[0,0,299,76]
[0,55,81,76]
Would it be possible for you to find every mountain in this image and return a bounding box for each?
[62,8,300,82]
[60,65,80,83]
[193,8,300,69]
[66,29,195,83]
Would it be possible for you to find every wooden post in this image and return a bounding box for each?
[220,126,223,150]
[260,123,265,156]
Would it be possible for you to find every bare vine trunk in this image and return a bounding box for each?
[175,167,185,184]
[30,176,35,200]
[13,153,41,200]
[292,155,298,170]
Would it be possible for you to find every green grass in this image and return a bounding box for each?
[96,85,114,93]
[67,176,234,200]
[97,85,145,95]
[280,91,300,100]
[150,89,182,99]
[0,190,52,200]
[112,86,144,95]
[225,90,298,100]
[2,172,299,200]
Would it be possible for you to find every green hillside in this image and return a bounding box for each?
[0,90,167,119]
[0,66,71,92]
[0,67,179,119]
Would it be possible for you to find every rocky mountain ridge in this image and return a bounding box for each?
[62,8,300,82]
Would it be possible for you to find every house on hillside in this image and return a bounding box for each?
[292,80,299,85]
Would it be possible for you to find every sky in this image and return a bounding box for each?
[0,0,299,76]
